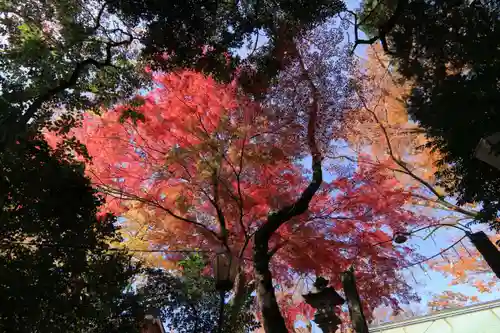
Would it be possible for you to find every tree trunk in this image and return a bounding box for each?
[341,269,369,333]
[468,231,500,278]
[253,237,288,333]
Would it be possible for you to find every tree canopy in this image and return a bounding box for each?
[0,0,150,138]
[46,25,436,329]
[358,0,500,226]
[0,135,258,332]
[0,136,141,332]
[2,0,498,331]
[107,0,346,97]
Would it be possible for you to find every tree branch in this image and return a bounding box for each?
[212,166,229,245]
[19,37,132,128]
[252,42,323,333]
[91,1,108,33]
[255,45,322,248]
[235,135,247,236]
[349,0,408,54]
[353,84,482,222]
[94,183,222,244]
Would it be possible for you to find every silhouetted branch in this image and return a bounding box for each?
[349,0,408,54]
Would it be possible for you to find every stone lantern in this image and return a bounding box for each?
[302,277,345,333]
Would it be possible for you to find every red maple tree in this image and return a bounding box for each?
[46,26,430,332]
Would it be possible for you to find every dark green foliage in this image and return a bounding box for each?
[358,0,400,36]
[108,0,346,97]
[359,0,500,226]
[0,0,347,140]
[0,0,149,136]
[141,255,260,333]
[119,98,146,125]
[0,136,144,333]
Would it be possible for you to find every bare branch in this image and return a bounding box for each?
[90,1,108,32]
[212,165,229,242]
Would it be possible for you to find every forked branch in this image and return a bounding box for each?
[349,0,409,54]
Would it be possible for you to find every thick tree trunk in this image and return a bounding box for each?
[253,238,288,333]
[468,231,500,278]
[341,269,369,333]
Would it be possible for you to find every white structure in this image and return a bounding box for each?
[369,299,500,333]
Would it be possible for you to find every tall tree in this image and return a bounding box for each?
[357,0,500,226]
[0,134,257,332]
[343,46,500,317]
[341,45,484,226]
[0,0,148,142]
[342,46,500,295]
[0,135,142,333]
[47,24,431,331]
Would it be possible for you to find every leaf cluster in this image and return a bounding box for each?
[0,136,142,333]
[0,0,149,134]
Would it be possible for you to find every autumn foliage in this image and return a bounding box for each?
[341,45,441,189]
[46,28,438,329]
[431,233,500,294]
[342,45,497,316]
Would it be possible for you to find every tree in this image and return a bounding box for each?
[0,134,257,332]
[47,23,431,331]
[341,46,500,321]
[341,44,487,230]
[107,0,346,98]
[0,0,149,144]
[357,0,500,226]
[0,135,144,333]
[136,255,260,333]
